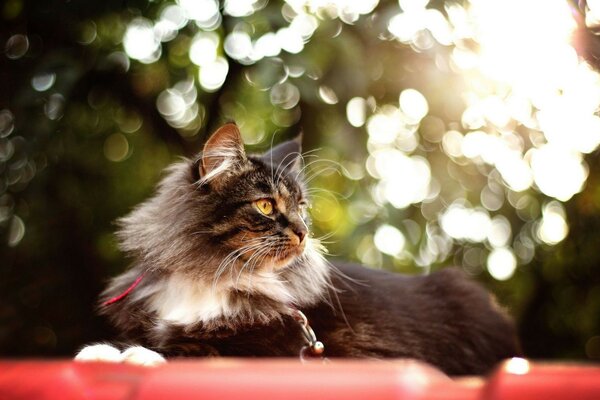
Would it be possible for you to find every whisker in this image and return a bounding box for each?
[272,149,320,187]
[295,157,349,180]
[211,241,268,290]
[268,131,283,187]
[302,166,342,185]
[305,192,341,207]
[274,151,302,187]
[235,245,271,287]
[304,187,350,201]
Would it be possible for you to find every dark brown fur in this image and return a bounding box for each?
[98,124,520,376]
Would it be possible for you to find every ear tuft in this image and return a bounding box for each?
[200,123,246,184]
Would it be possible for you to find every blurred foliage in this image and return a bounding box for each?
[0,0,599,362]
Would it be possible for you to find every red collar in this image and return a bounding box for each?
[102,273,145,306]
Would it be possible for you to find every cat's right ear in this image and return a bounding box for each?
[200,123,246,185]
[262,133,303,176]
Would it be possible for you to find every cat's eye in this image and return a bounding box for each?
[255,198,274,216]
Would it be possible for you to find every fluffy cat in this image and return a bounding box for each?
[76,123,520,375]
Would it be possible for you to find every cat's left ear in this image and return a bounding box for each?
[262,134,303,175]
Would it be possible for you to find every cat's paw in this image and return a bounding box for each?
[74,344,124,363]
[121,346,166,366]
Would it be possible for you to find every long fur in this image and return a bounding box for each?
[102,130,332,332]
[95,125,520,375]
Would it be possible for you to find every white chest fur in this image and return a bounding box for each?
[146,274,232,325]
[139,239,330,326]
[143,271,295,325]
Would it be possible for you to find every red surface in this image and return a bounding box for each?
[0,358,598,400]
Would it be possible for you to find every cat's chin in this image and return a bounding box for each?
[263,245,305,271]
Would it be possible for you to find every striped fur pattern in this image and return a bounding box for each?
[91,123,521,375]
[103,124,330,328]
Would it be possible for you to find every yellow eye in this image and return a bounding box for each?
[255,199,274,216]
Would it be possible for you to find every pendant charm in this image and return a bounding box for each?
[312,340,325,355]
[291,308,326,359]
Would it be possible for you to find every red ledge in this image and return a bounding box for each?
[0,358,599,400]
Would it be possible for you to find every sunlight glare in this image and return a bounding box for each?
[347,97,366,127]
[199,57,229,92]
[488,215,512,248]
[537,201,569,245]
[440,203,491,243]
[471,0,576,89]
[284,0,379,23]
[189,32,219,66]
[123,18,161,63]
[399,89,429,123]
[530,145,588,202]
[156,79,201,130]
[399,0,429,13]
[254,33,282,59]
[224,32,253,61]
[487,247,517,281]
[446,0,598,207]
[374,224,406,256]
[224,0,261,17]
[367,106,404,145]
[276,28,304,54]
[369,148,431,209]
[178,0,220,29]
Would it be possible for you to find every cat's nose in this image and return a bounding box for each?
[292,226,307,244]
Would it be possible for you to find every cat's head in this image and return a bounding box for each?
[117,123,325,291]
[196,123,310,271]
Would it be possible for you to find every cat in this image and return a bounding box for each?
[76,123,520,374]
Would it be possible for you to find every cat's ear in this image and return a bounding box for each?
[263,133,303,175]
[200,123,246,184]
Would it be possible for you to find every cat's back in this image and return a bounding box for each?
[332,263,511,320]
[309,263,520,375]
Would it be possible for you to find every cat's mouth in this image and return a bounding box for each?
[265,242,306,269]
[274,245,303,260]
[235,239,306,272]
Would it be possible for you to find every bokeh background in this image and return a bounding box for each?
[1,0,600,361]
